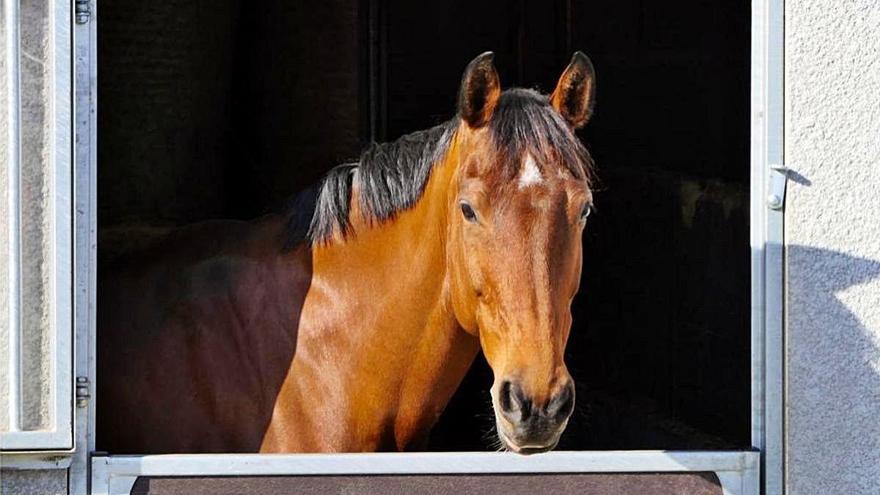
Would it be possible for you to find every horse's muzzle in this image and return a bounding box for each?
[494,378,575,454]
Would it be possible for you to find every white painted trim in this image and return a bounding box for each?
[49,0,75,451]
[5,0,24,435]
[750,0,768,461]
[0,452,72,470]
[1,0,74,452]
[750,0,785,494]
[91,451,760,495]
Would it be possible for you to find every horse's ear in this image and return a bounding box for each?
[458,51,501,128]
[550,51,596,129]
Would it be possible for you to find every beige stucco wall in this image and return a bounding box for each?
[785,1,880,494]
[0,469,67,495]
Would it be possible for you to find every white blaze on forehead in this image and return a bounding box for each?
[518,154,543,188]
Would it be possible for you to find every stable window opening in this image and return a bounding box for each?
[96,0,751,457]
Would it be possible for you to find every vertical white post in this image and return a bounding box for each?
[5,0,23,434]
[762,0,786,488]
[70,0,99,489]
[751,0,785,493]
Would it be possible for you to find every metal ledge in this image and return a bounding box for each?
[91,450,759,495]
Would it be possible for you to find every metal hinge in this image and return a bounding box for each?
[75,0,90,24]
[767,164,789,211]
[75,376,91,407]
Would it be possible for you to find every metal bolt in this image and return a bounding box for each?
[75,376,90,407]
[767,194,783,210]
[75,0,90,24]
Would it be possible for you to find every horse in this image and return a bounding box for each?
[97,51,597,454]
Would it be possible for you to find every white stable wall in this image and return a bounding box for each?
[785,1,880,494]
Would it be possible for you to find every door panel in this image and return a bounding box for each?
[1,0,74,452]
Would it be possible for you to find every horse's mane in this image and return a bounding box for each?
[283,88,593,249]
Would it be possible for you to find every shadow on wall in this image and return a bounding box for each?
[787,244,880,492]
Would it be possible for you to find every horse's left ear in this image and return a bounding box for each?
[550,51,596,129]
[458,51,501,128]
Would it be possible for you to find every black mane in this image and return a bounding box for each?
[283,88,593,249]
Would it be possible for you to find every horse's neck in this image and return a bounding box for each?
[301,145,479,449]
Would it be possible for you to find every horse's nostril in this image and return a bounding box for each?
[498,379,530,422]
[547,382,575,422]
[498,380,516,413]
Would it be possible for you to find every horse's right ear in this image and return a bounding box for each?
[458,52,501,128]
[550,51,596,129]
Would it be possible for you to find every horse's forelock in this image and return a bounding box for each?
[488,88,593,184]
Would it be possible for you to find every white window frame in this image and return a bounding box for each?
[1,0,74,452]
[750,0,785,492]
[71,0,785,493]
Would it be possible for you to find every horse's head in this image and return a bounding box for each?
[447,52,595,454]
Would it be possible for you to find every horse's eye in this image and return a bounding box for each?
[580,203,593,222]
[460,202,478,222]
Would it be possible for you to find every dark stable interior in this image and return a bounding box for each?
[99,0,750,450]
